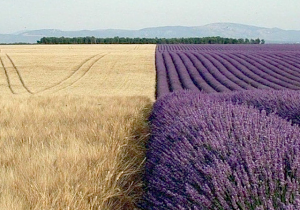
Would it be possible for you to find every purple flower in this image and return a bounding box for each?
[142,90,300,209]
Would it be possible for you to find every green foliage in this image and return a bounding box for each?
[37,36,265,44]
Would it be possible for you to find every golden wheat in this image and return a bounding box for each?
[0,44,156,100]
[0,95,152,209]
[0,45,156,209]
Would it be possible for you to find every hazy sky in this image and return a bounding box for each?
[0,0,300,34]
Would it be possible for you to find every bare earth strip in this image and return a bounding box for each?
[0,44,156,209]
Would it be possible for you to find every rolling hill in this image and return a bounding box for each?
[1,23,300,44]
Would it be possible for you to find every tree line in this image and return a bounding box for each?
[37,36,265,44]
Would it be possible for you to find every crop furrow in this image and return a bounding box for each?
[225,53,287,90]
[217,53,278,89]
[209,53,268,89]
[155,52,170,98]
[178,52,216,93]
[192,53,243,91]
[235,53,300,88]
[185,53,230,92]
[202,53,254,90]
[169,52,199,91]
[155,44,300,97]
[162,52,183,92]
[264,54,300,70]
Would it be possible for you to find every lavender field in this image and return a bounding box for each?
[142,44,300,209]
[156,44,300,98]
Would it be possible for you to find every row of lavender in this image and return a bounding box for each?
[142,89,300,209]
[156,44,300,98]
[157,44,300,52]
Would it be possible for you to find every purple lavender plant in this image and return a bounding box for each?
[155,44,300,98]
[214,89,300,126]
[142,91,300,209]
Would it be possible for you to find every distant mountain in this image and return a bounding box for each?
[1,23,300,44]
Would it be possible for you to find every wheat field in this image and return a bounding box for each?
[0,45,156,209]
[0,44,155,99]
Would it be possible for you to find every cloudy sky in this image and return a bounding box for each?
[0,0,299,34]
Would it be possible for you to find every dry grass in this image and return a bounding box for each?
[0,95,152,209]
[0,45,156,100]
[0,45,156,209]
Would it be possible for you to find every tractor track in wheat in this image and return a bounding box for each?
[6,54,33,94]
[37,53,108,94]
[0,56,16,94]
